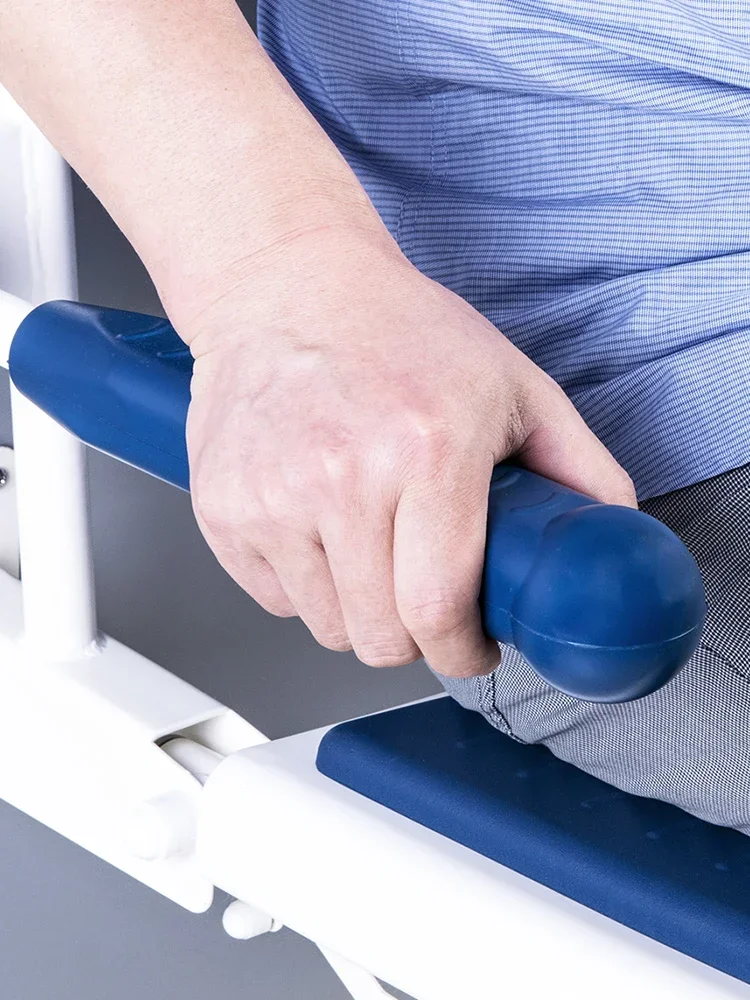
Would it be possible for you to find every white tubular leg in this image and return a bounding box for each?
[319,949,397,1000]
[3,90,98,660]
[0,299,97,662]
[10,387,98,660]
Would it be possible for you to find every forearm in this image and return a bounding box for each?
[0,0,389,331]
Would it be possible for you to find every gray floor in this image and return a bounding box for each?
[0,177,437,997]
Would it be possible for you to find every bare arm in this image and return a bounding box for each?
[0,0,383,322]
[0,0,636,677]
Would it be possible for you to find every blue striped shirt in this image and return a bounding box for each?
[258,0,750,498]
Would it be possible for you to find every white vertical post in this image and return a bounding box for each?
[10,390,99,659]
[5,93,98,661]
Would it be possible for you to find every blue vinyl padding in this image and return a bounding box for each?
[10,301,192,490]
[317,697,750,984]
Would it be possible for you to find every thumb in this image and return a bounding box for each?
[513,376,637,508]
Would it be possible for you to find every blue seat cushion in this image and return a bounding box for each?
[316,697,750,984]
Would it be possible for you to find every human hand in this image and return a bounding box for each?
[183,228,635,679]
[0,0,635,678]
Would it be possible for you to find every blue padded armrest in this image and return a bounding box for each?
[317,698,750,985]
[9,301,706,704]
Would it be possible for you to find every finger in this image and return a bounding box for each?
[393,465,501,679]
[208,545,297,618]
[191,484,298,617]
[321,499,421,668]
[516,375,637,508]
[265,537,352,652]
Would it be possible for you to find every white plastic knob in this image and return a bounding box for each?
[222,900,281,940]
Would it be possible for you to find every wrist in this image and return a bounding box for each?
[160,198,405,355]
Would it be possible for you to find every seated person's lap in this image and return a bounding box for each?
[441,463,750,834]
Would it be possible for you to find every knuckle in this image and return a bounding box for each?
[398,414,454,470]
[192,489,233,535]
[195,503,246,556]
[400,593,471,641]
[320,448,360,490]
[256,478,298,523]
[355,638,420,668]
[316,630,353,653]
[306,608,353,653]
[193,484,260,543]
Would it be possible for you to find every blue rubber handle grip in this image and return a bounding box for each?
[9,301,706,702]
